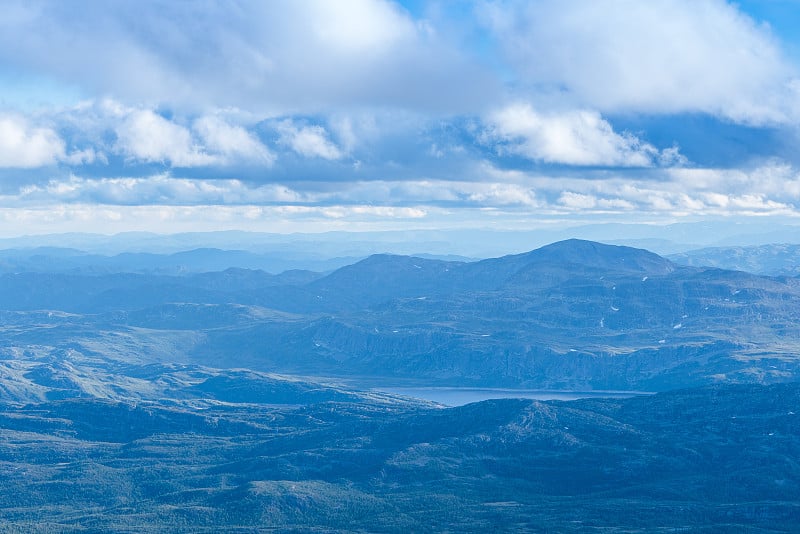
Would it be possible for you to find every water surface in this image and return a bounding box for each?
[373,386,651,406]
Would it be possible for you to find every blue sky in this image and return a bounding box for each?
[1,0,800,236]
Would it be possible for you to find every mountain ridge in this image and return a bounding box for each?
[0,239,797,390]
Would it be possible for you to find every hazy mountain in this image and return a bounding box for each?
[2,221,798,261]
[670,243,800,276]
[0,246,357,274]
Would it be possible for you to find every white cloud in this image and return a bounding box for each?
[115,110,216,167]
[482,0,799,124]
[112,108,276,167]
[61,147,99,166]
[0,114,65,167]
[14,175,312,206]
[558,192,597,209]
[0,114,101,168]
[276,120,343,160]
[486,103,670,167]
[0,0,490,114]
[557,192,636,211]
[194,116,275,165]
[306,0,415,55]
[465,183,539,207]
[317,205,427,219]
[0,202,440,237]
[48,101,276,168]
[669,163,800,200]
[472,160,800,217]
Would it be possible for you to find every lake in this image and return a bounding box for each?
[372,386,651,406]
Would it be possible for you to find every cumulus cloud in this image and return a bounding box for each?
[194,116,275,165]
[485,103,680,167]
[0,114,100,168]
[0,114,65,167]
[482,0,799,124]
[275,120,343,160]
[115,110,216,167]
[111,108,275,167]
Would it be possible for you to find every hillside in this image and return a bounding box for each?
[1,374,797,531]
[670,243,800,276]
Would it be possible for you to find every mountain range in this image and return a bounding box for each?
[2,237,800,531]
[2,239,798,390]
[669,243,800,276]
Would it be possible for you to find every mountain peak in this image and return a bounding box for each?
[525,239,675,275]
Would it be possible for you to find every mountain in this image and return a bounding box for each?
[670,243,800,276]
[1,239,799,390]
[515,238,675,274]
[3,222,799,258]
[2,237,800,531]
[0,246,356,274]
[306,239,675,306]
[194,240,800,389]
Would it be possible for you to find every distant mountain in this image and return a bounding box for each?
[0,246,356,274]
[1,239,799,390]
[307,239,675,307]
[670,243,800,276]
[3,221,798,260]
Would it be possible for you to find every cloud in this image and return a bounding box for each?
[482,0,799,124]
[0,114,65,167]
[194,116,275,165]
[14,175,311,206]
[485,103,678,167]
[3,160,800,237]
[112,108,275,167]
[0,0,493,114]
[0,202,440,237]
[474,159,800,216]
[318,179,542,207]
[464,183,539,206]
[115,110,216,167]
[275,120,343,160]
[0,113,100,168]
[668,163,800,200]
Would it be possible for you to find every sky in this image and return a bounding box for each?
[1,0,800,236]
